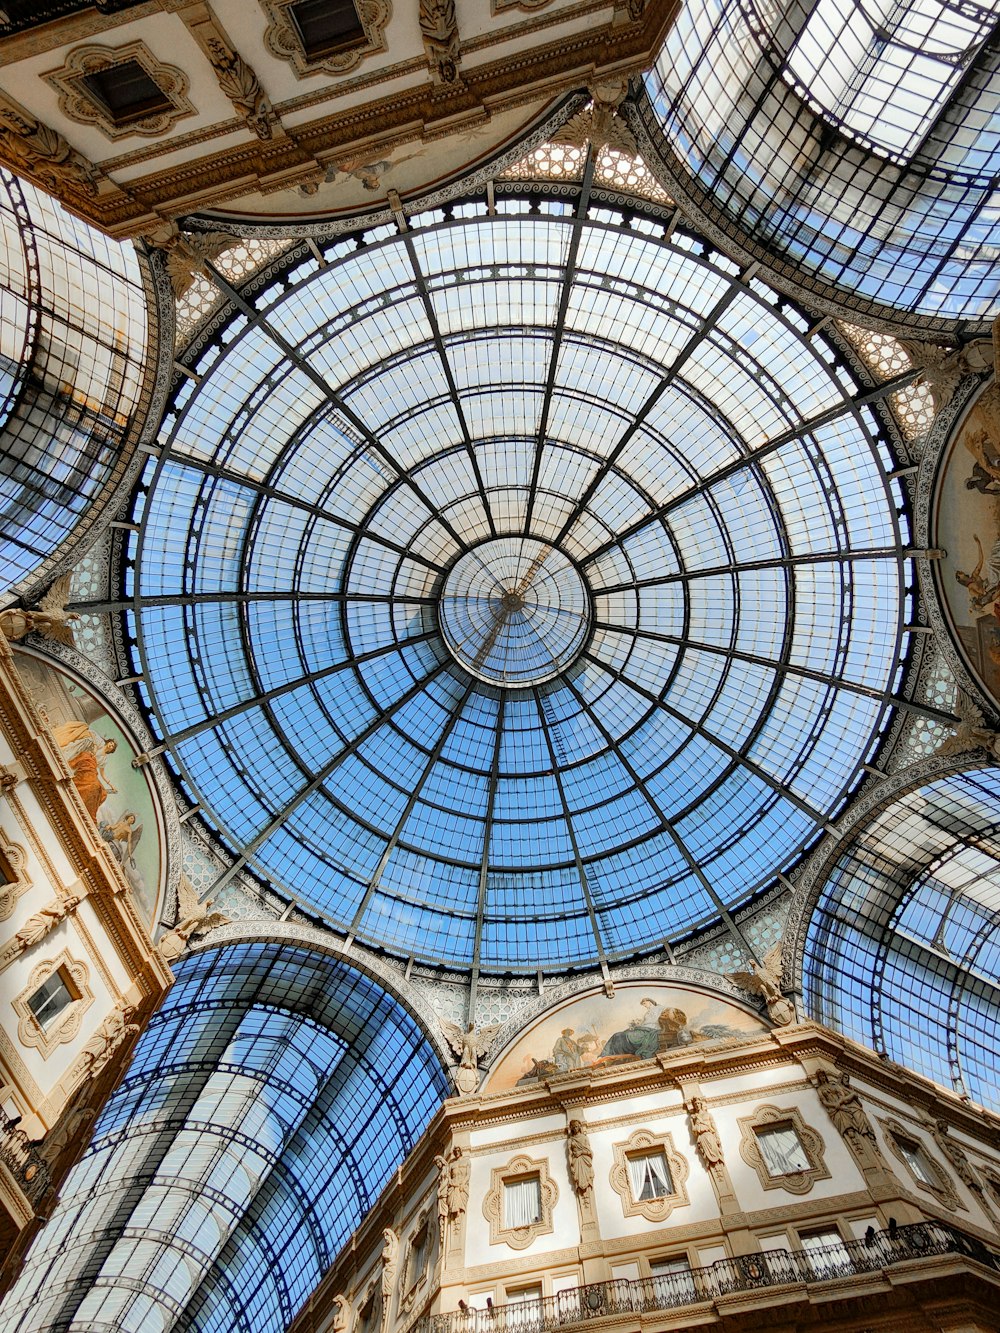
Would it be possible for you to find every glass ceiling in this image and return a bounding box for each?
[126,192,911,973]
[803,767,1000,1112]
[0,169,149,595]
[2,943,448,1333]
[643,0,1000,324]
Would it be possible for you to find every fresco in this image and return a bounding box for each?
[13,650,164,929]
[934,389,1000,708]
[485,982,769,1093]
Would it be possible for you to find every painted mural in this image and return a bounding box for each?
[13,650,164,928]
[485,982,769,1093]
[935,388,1000,708]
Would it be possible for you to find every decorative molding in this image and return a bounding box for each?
[738,1104,829,1196]
[13,951,93,1057]
[0,834,31,923]
[609,1126,689,1223]
[45,41,196,140]
[260,0,391,78]
[492,0,558,10]
[419,0,461,83]
[0,93,102,198]
[880,1117,962,1212]
[483,1153,558,1250]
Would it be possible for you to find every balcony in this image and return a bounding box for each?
[420,1222,1000,1333]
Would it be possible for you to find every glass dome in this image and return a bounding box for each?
[128,194,910,972]
[641,0,1000,326]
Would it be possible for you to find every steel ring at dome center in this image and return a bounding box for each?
[438,537,592,687]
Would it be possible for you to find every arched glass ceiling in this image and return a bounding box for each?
[642,0,1000,325]
[0,942,448,1333]
[803,767,1000,1112]
[0,169,150,595]
[127,192,911,973]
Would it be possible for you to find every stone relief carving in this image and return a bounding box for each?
[686,1096,725,1175]
[156,874,230,964]
[0,834,31,923]
[75,999,141,1081]
[936,692,1000,761]
[0,100,100,197]
[331,1293,352,1333]
[434,1145,470,1245]
[45,41,196,140]
[930,1120,984,1194]
[380,1226,399,1333]
[202,34,276,139]
[0,574,80,649]
[148,223,240,300]
[554,80,636,156]
[14,895,83,952]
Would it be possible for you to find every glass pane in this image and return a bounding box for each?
[756,1125,810,1175]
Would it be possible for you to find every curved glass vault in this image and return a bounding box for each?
[2,942,448,1333]
[803,767,1000,1112]
[126,193,912,973]
[642,0,1000,326]
[0,169,150,596]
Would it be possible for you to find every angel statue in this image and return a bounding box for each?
[439,1019,501,1096]
[0,574,80,647]
[727,943,795,1026]
[156,875,230,964]
[937,693,1000,762]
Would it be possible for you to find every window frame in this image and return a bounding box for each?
[484,1155,558,1250]
[610,1128,689,1222]
[738,1104,830,1195]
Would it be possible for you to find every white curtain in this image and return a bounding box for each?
[627,1152,672,1201]
[504,1178,542,1228]
[757,1126,808,1175]
[801,1229,850,1277]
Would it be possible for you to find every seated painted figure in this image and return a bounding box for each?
[599,1000,739,1061]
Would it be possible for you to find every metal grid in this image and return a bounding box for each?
[803,767,1000,1110]
[0,170,149,593]
[0,942,449,1333]
[110,189,913,974]
[643,0,1000,324]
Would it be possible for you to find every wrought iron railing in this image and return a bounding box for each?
[418,1221,998,1333]
[0,1110,50,1205]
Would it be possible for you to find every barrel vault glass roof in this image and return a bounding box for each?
[124,188,913,973]
[642,0,1000,326]
[2,943,448,1333]
[0,168,149,596]
[803,766,1000,1113]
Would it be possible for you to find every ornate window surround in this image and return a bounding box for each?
[45,41,195,141]
[483,1154,558,1250]
[738,1104,830,1195]
[880,1118,961,1210]
[13,950,93,1057]
[259,0,391,78]
[400,1208,432,1313]
[609,1127,689,1223]
[0,833,31,922]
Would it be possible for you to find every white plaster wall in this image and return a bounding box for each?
[464,1135,579,1268]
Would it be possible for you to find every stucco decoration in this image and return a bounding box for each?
[0,834,31,922]
[45,41,195,140]
[483,1154,558,1250]
[737,1104,830,1196]
[260,0,390,77]
[609,1127,689,1222]
[13,951,93,1056]
[880,1118,962,1212]
[484,980,768,1092]
[12,651,166,930]
[931,379,1000,712]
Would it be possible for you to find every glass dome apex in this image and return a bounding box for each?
[131,193,909,972]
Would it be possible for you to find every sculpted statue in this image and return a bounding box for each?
[149,223,238,299]
[157,876,230,964]
[380,1228,399,1332]
[79,1002,140,1080]
[687,1096,724,1171]
[419,0,460,82]
[434,1145,469,1242]
[332,1293,352,1333]
[936,693,1000,762]
[815,1070,877,1144]
[15,894,82,951]
[0,574,80,647]
[554,80,636,156]
[440,1020,500,1096]
[0,110,99,196]
[566,1119,594,1195]
[727,942,794,1026]
[933,1120,982,1192]
[36,1103,96,1168]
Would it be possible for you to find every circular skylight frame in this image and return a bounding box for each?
[125,187,913,974]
